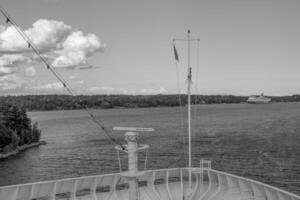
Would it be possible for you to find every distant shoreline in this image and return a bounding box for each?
[1,94,300,112]
[25,102,300,115]
[0,141,46,160]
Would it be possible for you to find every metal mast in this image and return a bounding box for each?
[174,30,200,193]
[187,29,193,191]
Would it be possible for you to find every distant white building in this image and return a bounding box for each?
[247,93,271,104]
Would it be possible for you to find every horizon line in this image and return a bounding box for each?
[1,93,300,97]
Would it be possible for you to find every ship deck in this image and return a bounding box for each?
[0,168,299,200]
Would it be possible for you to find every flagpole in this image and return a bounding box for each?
[173,30,200,198]
[187,29,192,192]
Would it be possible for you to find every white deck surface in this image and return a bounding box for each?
[0,168,299,200]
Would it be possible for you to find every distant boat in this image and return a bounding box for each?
[247,93,271,104]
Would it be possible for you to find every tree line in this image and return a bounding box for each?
[0,94,299,111]
[0,103,41,154]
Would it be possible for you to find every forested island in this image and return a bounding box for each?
[0,94,300,111]
[0,103,42,159]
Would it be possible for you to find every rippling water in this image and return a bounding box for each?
[0,103,299,195]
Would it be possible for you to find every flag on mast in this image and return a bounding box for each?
[173,44,179,61]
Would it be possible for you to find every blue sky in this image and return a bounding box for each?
[0,0,300,96]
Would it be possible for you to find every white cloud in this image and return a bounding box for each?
[26,19,71,50]
[25,66,36,76]
[0,54,28,76]
[0,67,13,76]
[0,55,27,68]
[52,31,104,68]
[0,74,22,90]
[67,75,77,80]
[87,86,129,94]
[140,87,167,94]
[88,86,114,93]
[119,88,129,94]
[0,26,27,53]
[31,81,64,91]
[0,74,16,84]
[88,86,100,92]
[0,19,71,53]
[0,19,104,69]
[76,80,84,84]
[0,54,27,66]
[0,19,105,92]
[101,86,115,92]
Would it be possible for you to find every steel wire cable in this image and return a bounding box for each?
[173,40,188,168]
[194,40,201,104]
[0,5,124,149]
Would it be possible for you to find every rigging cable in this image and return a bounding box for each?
[192,40,201,136]
[173,40,188,168]
[194,39,202,105]
[0,5,124,150]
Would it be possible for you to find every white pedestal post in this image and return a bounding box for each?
[126,132,139,200]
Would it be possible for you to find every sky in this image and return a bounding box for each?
[0,0,300,96]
